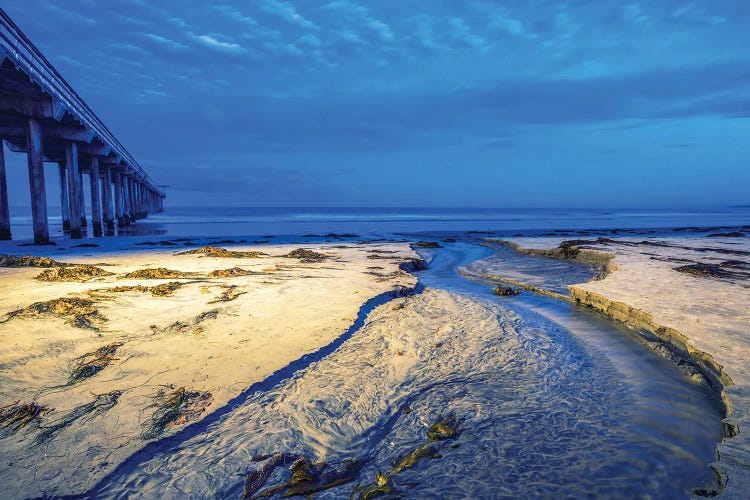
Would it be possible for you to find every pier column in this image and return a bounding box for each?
[25,119,49,244]
[78,171,87,227]
[123,174,132,223]
[102,165,114,231]
[0,141,11,240]
[57,161,70,230]
[66,142,82,239]
[113,171,123,226]
[89,157,102,236]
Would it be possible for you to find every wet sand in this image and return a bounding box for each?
[494,235,750,498]
[0,239,418,497]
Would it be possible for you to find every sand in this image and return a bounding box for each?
[0,239,419,497]
[504,235,750,498]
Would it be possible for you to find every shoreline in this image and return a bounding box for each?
[473,236,750,497]
[0,233,746,497]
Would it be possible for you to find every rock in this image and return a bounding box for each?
[493,285,519,296]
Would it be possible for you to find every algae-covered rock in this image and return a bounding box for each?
[209,267,256,278]
[283,248,328,263]
[36,265,114,282]
[121,268,197,279]
[493,285,519,296]
[2,297,106,330]
[177,246,266,258]
[414,241,443,248]
[0,254,62,268]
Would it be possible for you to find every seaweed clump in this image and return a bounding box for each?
[209,267,256,278]
[35,391,121,444]
[68,342,123,385]
[353,414,459,499]
[141,387,212,440]
[89,281,184,297]
[0,254,62,268]
[493,285,519,296]
[242,454,367,499]
[150,309,219,335]
[36,265,114,282]
[413,241,443,248]
[177,246,266,258]
[2,297,106,330]
[283,248,328,263]
[674,261,750,280]
[209,285,246,303]
[0,401,49,435]
[121,268,197,279]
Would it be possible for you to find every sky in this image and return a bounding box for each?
[3,0,750,208]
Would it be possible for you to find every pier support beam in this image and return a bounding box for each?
[78,171,86,227]
[57,161,70,230]
[113,171,123,226]
[25,119,49,244]
[102,165,114,231]
[89,157,102,236]
[0,140,11,240]
[66,142,82,239]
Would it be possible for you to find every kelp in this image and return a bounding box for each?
[208,285,246,303]
[209,267,257,278]
[2,297,106,330]
[243,454,367,499]
[0,254,62,268]
[36,265,114,282]
[35,391,120,444]
[282,248,328,263]
[88,281,184,297]
[0,401,49,435]
[353,414,460,499]
[68,342,123,385]
[177,246,266,258]
[121,268,197,279]
[150,309,220,335]
[141,387,212,440]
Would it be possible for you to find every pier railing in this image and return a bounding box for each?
[0,8,162,195]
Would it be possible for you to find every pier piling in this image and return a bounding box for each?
[25,118,49,244]
[66,142,82,239]
[58,161,70,230]
[89,157,102,236]
[0,140,10,239]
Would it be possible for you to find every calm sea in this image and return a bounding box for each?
[6,206,750,240]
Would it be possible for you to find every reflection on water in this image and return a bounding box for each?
[87,241,722,498]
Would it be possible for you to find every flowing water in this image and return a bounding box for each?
[86,240,722,499]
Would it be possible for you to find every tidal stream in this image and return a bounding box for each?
[91,240,723,499]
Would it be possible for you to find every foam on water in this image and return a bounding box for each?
[87,241,722,498]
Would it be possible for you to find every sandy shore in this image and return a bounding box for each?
[501,235,750,498]
[0,239,419,497]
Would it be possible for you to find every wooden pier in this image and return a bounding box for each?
[0,8,164,244]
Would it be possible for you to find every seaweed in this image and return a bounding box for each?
[282,248,328,263]
[493,285,519,296]
[35,265,114,282]
[0,401,49,434]
[71,243,100,248]
[2,297,106,330]
[413,241,443,248]
[177,246,267,258]
[208,285,246,303]
[121,268,197,279]
[88,281,184,297]
[0,254,62,268]
[35,391,120,444]
[150,309,220,335]
[209,267,257,278]
[141,387,212,440]
[247,455,366,499]
[68,342,123,385]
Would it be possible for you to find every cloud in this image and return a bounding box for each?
[261,0,318,30]
[195,34,247,55]
[144,33,188,51]
[215,5,257,27]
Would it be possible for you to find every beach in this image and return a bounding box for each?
[0,228,747,498]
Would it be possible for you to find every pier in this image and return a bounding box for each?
[0,9,164,244]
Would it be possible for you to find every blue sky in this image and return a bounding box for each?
[3,0,750,208]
